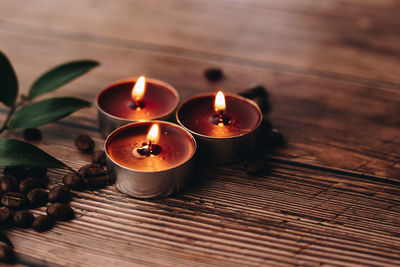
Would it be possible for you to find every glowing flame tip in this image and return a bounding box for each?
[214,91,226,112]
[146,124,159,144]
[132,76,146,101]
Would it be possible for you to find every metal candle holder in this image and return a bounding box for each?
[176,94,262,164]
[104,121,197,199]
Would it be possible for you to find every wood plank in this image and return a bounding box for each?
[1,120,399,266]
[0,30,399,180]
[0,0,400,87]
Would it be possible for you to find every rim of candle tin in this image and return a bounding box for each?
[176,93,263,140]
[104,120,197,173]
[96,77,180,122]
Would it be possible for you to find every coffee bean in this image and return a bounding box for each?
[239,85,270,114]
[23,128,42,141]
[74,134,95,154]
[78,163,106,178]
[252,96,271,114]
[27,167,47,178]
[84,175,109,189]
[27,188,48,207]
[48,185,70,203]
[243,158,266,175]
[63,172,85,190]
[263,128,285,147]
[204,68,224,82]
[47,203,74,221]
[1,192,26,209]
[0,175,18,192]
[13,210,34,228]
[260,119,273,131]
[32,215,53,232]
[239,85,269,99]
[19,177,43,194]
[0,242,15,263]
[92,150,106,166]
[0,207,14,227]
[3,167,27,181]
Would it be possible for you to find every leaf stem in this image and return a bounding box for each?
[0,97,28,134]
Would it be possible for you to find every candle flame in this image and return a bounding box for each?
[146,124,159,145]
[131,76,146,101]
[214,91,226,112]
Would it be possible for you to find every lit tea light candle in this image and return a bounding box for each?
[105,121,196,198]
[176,91,262,163]
[96,76,179,137]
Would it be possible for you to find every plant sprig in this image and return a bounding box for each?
[0,51,99,170]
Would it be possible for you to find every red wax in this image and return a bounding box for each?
[177,93,262,138]
[97,78,179,120]
[106,122,195,172]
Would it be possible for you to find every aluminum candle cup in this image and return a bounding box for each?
[105,121,196,199]
[96,77,179,138]
[176,92,262,164]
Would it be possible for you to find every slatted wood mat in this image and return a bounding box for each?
[0,0,399,266]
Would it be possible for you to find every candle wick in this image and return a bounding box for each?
[128,100,145,110]
[210,111,232,126]
[135,141,162,157]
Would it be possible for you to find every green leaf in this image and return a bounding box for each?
[0,138,69,170]
[8,97,92,130]
[0,231,13,247]
[28,60,99,99]
[0,51,18,107]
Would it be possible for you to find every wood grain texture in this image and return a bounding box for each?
[0,0,400,87]
[0,0,399,266]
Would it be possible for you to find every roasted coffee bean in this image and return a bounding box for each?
[239,85,269,99]
[74,134,95,154]
[32,215,53,232]
[19,177,43,194]
[1,192,26,209]
[252,96,271,114]
[3,167,28,181]
[92,150,106,166]
[0,242,15,263]
[204,68,224,82]
[239,85,270,113]
[48,185,70,203]
[13,210,34,228]
[260,119,273,131]
[78,163,106,178]
[243,158,266,175]
[63,172,85,190]
[23,128,42,141]
[0,207,14,227]
[47,203,74,221]
[0,175,18,192]
[27,167,47,178]
[27,188,48,207]
[84,175,109,189]
[263,128,285,147]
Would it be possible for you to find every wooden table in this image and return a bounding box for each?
[0,0,399,266]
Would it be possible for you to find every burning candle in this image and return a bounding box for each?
[105,121,196,198]
[176,91,262,163]
[96,76,179,137]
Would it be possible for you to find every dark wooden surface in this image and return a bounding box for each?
[0,0,399,266]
